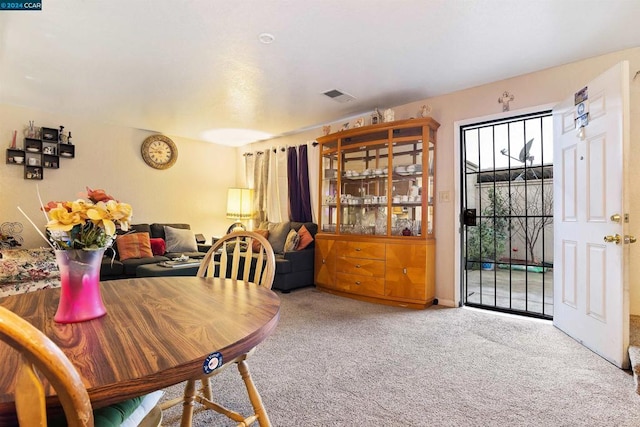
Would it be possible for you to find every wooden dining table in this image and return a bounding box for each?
[0,276,280,426]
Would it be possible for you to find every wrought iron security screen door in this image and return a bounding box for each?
[461,111,553,319]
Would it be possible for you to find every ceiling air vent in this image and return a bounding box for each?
[323,89,356,103]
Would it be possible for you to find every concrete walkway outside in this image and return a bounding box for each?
[465,266,554,317]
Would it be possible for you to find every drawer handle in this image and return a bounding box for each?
[355,248,361,251]
[403,268,407,274]
[355,264,361,268]
[322,259,326,264]
[355,281,361,285]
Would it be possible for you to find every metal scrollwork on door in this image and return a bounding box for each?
[0,222,24,249]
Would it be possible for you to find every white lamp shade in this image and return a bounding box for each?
[226,188,254,220]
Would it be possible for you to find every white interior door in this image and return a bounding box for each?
[553,61,631,368]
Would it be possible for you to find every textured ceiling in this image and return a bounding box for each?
[1,0,639,145]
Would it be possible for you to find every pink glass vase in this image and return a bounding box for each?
[54,249,107,323]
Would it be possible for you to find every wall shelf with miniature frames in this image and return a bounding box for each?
[5,125,75,180]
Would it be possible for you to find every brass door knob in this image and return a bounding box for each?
[604,234,621,244]
[626,235,637,244]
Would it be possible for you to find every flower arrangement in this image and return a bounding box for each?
[42,187,132,250]
[21,187,133,251]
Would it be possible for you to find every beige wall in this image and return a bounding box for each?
[0,104,238,247]
[4,47,639,313]
[245,46,640,313]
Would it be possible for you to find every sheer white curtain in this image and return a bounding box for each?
[245,153,255,189]
[244,152,258,230]
[246,150,269,224]
[266,148,282,222]
[245,148,289,224]
[244,152,257,229]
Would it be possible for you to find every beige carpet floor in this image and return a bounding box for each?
[160,287,640,426]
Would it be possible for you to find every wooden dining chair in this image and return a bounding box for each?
[197,230,276,288]
[0,305,162,427]
[161,230,276,426]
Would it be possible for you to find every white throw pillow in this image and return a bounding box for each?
[164,226,198,253]
[283,229,300,252]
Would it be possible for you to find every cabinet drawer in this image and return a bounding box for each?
[315,238,337,288]
[337,257,385,277]
[385,242,434,302]
[336,272,385,297]
[338,241,385,260]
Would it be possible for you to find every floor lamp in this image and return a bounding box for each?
[226,188,253,234]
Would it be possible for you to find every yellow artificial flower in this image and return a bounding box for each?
[69,199,93,219]
[46,204,84,231]
[108,201,132,232]
[86,202,116,236]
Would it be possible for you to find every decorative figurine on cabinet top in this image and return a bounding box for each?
[371,108,382,125]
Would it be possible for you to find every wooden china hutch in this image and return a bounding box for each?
[314,117,439,309]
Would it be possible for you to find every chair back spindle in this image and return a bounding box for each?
[197,231,275,289]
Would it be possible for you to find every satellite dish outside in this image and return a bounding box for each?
[518,138,535,165]
[500,138,537,180]
[500,138,535,165]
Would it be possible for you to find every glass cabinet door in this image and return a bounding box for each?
[427,141,435,235]
[390,138,423,236]
[321,151,338,233]
[339,142,389,236]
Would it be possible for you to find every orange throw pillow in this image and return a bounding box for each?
[252,229,269,252]
[116,233,153,261]
[295,225,314,250]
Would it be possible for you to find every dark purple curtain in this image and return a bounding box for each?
[297,144,312,222]
[287,146,301,221]
[287,145,313,222]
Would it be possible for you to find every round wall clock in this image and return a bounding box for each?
[141,135,178,169]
